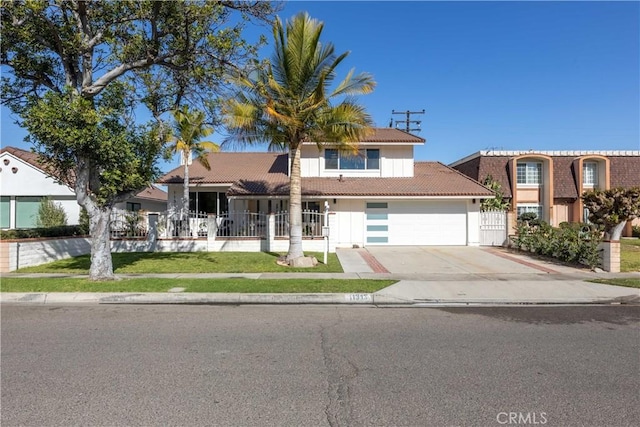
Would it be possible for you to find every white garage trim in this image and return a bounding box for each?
[365,200,468,246]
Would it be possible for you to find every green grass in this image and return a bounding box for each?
[621,239,640,272]
[15,252,343,274]
[588,278,640,289]
[0,277,395,293]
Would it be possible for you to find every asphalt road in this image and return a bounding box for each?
[1,305,638,427]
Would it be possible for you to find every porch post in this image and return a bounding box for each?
[267,212,276,252]
[147,213,158,252]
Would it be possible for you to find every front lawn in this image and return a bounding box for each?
[15,252,343,274]
[0,277,394,293]
[588,278,640,289]
[621,239,640,272]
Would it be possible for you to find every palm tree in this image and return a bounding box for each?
[169,106,220,219]
[223,12,375,263]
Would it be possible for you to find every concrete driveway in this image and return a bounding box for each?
[343,246,586,276]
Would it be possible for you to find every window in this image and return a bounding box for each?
[516,162,542,185]
[126,202,141,212]
[0,196,9,229]
[325,149,380,170]
[583,162,598,187]
[516,204,543,220]
[15,196,41,228]
[188,192,225,214]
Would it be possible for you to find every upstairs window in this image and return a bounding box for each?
[126,202,141,212]
[516,162,542,185]
[583,162,598,187]
[325,149,380,170]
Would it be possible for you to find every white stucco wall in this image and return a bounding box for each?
[1,153,81,227]
[300,145,415,178]
[466,201,481,246]
[329,199,366,248]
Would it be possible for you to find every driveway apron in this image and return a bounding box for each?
[363,246,551,275]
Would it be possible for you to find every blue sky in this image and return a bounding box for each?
[2,0,639,172]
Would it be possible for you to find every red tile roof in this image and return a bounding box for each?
[228,161,493,197]
[157,151,492,197]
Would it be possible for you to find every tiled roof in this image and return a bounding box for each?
[157,152,289,184]
[134,185,168,201]
[302,127,425,144]
[450,153,640,199]
[1,146,41,168]
[230,161,492,198]
[157,151,492,198]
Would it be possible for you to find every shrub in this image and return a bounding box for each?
[0,225,85,240]
[78,207,90,235]
[36,197,67,227]
[510,216,603,269]
[633,225,640,238]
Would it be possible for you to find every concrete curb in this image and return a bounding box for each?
[2,292,638,306]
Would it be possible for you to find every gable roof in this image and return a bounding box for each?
[1,146,167,201]
[157,151,492,198]
[228,161,493,198]
[300,127,425,145]
[449,150,640,199]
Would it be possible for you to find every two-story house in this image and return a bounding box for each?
[449,150,640,236]
[157,128,494,249]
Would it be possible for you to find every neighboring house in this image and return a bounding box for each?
[157,128,494,247]
[449,150,640,236]
[0,146,167,229]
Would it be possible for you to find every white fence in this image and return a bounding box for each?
[479,209,507,246]
[111,209,326,240]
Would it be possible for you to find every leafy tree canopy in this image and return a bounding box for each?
[1,0,278,279]
[582,187,640,240]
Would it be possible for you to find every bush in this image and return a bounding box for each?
[0,225,85,240]
[78,207,90,235]
[36,197,67,227]
[633,225,640,238]
[510,216,602,269]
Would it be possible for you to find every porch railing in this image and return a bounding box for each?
[113,209,325,240]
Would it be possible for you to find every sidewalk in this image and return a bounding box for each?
[1,248,638,306]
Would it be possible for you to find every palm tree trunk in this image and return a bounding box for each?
[287,143,304,261]
[182,157,189,221]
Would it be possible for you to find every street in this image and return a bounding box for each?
[2,305,638,426]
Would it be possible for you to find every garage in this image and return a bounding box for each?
[365,201,468,246]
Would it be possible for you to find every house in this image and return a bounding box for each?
[0,146,167,229]
[157,128,494,248]
[449,150,640,236]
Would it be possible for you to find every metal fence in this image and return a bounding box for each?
[216,211,267,238]
[111,209,325,240]
[110,209,148,239]
[275,210,324,237]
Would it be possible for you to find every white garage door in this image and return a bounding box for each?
[365,201,468,246]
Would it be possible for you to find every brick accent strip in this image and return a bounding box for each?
[358,249,390,273]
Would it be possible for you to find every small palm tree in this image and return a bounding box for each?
[223,12,375,263]
[169,106,220,218]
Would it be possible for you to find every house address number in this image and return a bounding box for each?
[346,293,372,302]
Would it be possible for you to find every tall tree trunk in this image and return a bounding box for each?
[287,143,304,261]
[88,205,115,280]
[182,158,189,220]
[606,221,627,241]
